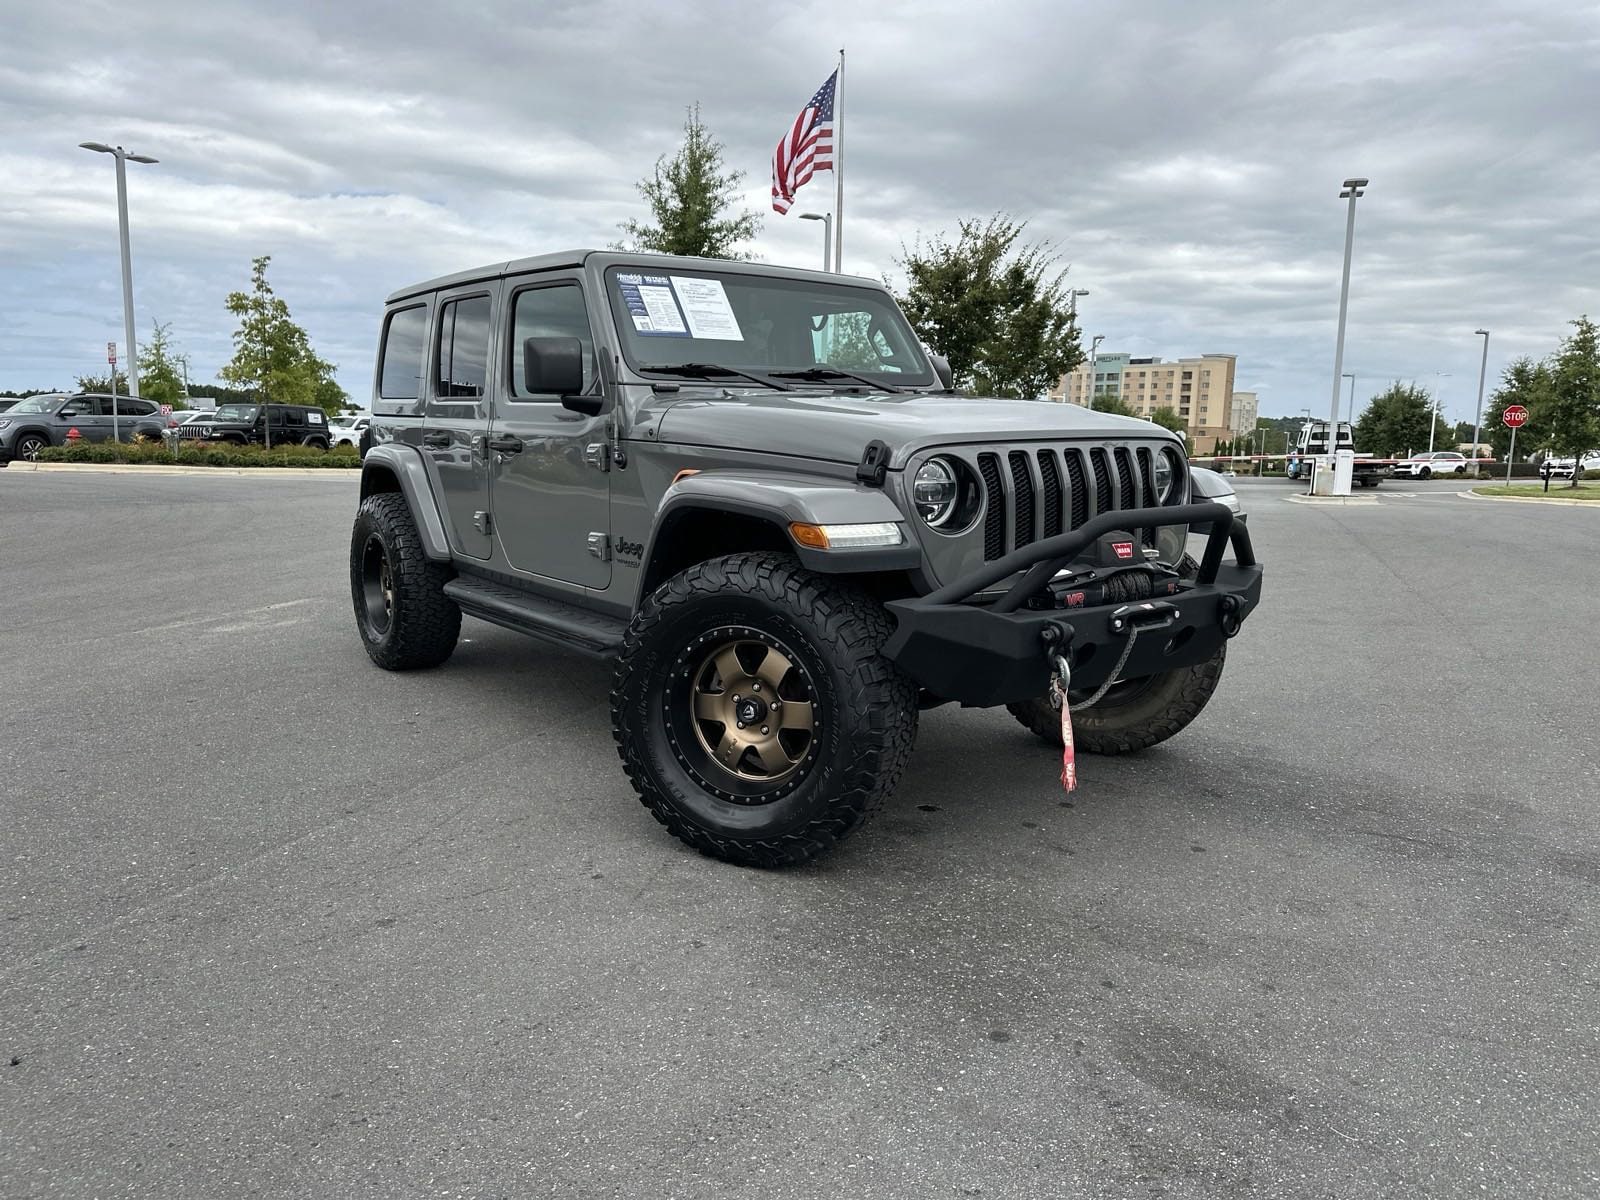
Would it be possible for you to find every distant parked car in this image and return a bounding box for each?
[1545,452,1600,479]
[193,403,331,449]
[328,414,371,448]
[1392,451,1469,478]
[0,393,168,462]
[0,398,21,414]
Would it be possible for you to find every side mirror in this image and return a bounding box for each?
[523,337,598,415]
[928,353,954,392]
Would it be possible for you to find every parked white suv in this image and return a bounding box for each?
[1546,452,1600,479]
[1392,451,1468,478]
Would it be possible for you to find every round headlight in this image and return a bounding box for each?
[913,458,959,527]
[1154,448,1181,502]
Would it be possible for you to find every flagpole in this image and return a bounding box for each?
[833,47,844,273]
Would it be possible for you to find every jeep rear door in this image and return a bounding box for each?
[422,285,497,560]
[488,274,611,590]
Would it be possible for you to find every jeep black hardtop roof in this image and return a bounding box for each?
[385,250,876,306]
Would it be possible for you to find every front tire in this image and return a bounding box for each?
[1006,552,1227,755]
[1419,467,1432,479]
[612,553,917,868]
[350,493,460,670]
[15,433,49,460]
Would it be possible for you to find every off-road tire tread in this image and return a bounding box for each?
[352,493,460,670]
[612,552,917,868]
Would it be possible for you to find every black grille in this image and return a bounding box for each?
[1008,451,1036,547]
[1090,448,1113,514]
[1063,450,1089,527]
[1037,451,1063,539]
[978,453,1005,561]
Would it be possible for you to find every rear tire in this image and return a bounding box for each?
[612,552,917,868]
[350,493,460,670]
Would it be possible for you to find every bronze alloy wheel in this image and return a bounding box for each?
[360,534,394,636]
[665,626,819,803]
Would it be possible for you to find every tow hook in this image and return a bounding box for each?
[1107,600,1179,635]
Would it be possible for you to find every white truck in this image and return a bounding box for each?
[1284,420,1392,488]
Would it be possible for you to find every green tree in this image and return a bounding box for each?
[136,320,187,405]
[1539,315,1600,487]
[1483,357,1550,460]
[618,104,761,259]
[1092,395,1134,417]
[221,256,346,416]
[1354,381,1437,458]
[895,215,1083,399]
[1148,406,1186,435]
[74,370,130,394]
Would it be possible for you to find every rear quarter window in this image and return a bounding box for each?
[376,304,429,416]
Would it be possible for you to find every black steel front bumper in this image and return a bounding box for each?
[883,503,1262,707]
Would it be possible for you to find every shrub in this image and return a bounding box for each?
[35,439,359,469]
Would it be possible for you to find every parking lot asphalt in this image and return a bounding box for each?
[2,470,1596,1199]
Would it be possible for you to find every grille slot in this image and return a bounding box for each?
[1038,451,1063,539]
[1090,448,1114,515]
[1114,447,1138,511]
[1136,447,1159,508]
[1063,450,1089,526]
[1008,451,1036,547]
[977,453,1005,561]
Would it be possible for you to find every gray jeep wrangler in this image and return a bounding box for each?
[350,251,1262,866]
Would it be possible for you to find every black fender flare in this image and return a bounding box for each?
[359,443,453,561]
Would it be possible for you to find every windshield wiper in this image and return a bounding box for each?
[639,362,795,391]
[767,367,908,393]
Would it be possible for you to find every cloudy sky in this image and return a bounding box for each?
[3,0,1596,421]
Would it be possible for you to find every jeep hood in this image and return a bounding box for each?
[644,391,1179,466]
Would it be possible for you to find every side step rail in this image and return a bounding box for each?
[442,576,626,659]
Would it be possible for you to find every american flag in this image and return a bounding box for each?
[771,70,836,214]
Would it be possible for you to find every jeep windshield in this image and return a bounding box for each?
[213,405,259,422]
[605,267,935,391]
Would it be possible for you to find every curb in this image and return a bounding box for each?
[5,462,361,479]
[1284,493,1379,506]
[1464,488,1600,507]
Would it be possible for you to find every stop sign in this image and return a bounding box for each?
[1503,404,1529,428]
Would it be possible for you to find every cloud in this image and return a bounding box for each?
[0,0,1595,422]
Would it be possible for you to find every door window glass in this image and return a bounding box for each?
[61,398,96,417]
[437,296,491,398]
[379,306,428,399]
[510,285,595,399]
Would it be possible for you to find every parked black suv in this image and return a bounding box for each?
[194,403,332,449]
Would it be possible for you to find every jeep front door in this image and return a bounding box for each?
[422,287,496,560]
[489,278,610,589]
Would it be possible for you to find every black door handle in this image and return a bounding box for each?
[422,431,451,448]
[486,434,524,454]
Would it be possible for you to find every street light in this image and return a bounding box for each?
[1470,329,1490,474]
[1429,372,1451,453]
[1341,372,1356,427]
[1085,334,1105,411]
[80,142,158,400]
[1057,290,1088,401]
[1327,177,1368,493]
[798,212,832,272]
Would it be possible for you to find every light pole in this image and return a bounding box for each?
[1085,334,1104,411]
[1470,329,1490,475]
[1429,372,1451,453]
[1059,290,1088,401]
[798,212,832,272]
[80,142,158,399]
[1341,372,1356,427]
[1327,177,1367,492]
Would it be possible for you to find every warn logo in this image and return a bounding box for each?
[1112,541,1135,560]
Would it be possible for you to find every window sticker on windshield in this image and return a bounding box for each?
[669,276,743,341]
[617,272,689,337]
